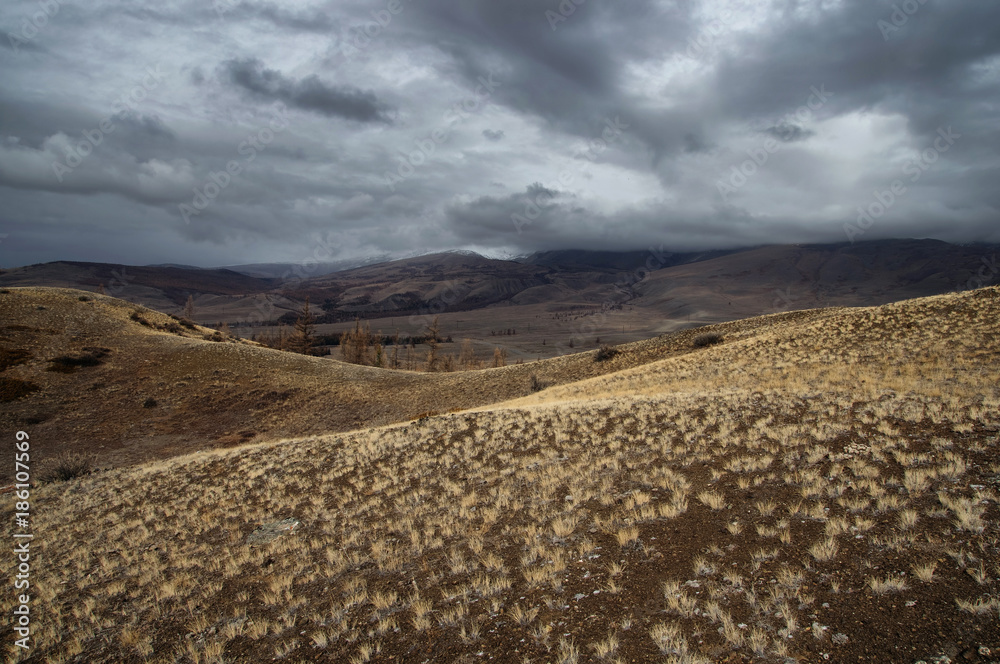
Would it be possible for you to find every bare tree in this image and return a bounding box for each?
[458,338,478,369]
[425,316,441,371]
[288,298,316,355]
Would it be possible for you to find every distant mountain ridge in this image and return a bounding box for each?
[2,240,996,330]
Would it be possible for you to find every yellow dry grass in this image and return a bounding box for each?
[1,286,999,662]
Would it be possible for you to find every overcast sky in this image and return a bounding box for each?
[1,0,998,268]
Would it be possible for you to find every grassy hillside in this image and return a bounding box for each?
[2,287,999,663]
[0,287,835,474]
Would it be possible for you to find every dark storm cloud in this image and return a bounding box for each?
[223,58,393,123]
[0,0,998,267]
[763,123,813,144]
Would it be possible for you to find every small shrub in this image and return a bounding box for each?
[129,311,152,327]
[692,332,723,348]
[42,453,93,483]
[204,331,225,342]
[143,397,157,408]
[529,374,550,392]
[162,322,184,334]
[0,377,40,402]
[594,345,618,362]
[0,348,33,372]
[78,295,91,302]
[178,318,197,329]
[46,348,109,373]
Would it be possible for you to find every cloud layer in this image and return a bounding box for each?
[1,0,998,267]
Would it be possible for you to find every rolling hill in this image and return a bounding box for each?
[0,284,998,662]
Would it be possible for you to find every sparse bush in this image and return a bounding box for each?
[867,575,908,594]
[529,374,549,392]
[0,348,32,372]
[595,345,618,362]
[0,377,40,402]
[78,295,91,302]
[692,332,723,348]
[46,348,109,373]
[143,397,157,408]
[42,453,93,483]
[129,311,152,327]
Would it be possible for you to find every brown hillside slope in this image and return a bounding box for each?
[0,287,833,473]
[2,287,998,663]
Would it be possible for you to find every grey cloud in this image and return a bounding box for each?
[764,122,814,143]
[1,0,999,267]
[223,57,393,123]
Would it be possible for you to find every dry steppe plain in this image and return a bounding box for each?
[1,286,999,663]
